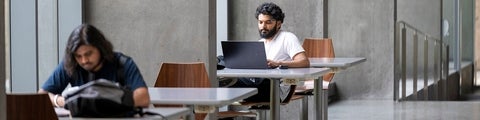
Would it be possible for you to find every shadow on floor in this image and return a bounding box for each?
[458,86,480,101]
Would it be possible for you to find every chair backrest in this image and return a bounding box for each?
[303,38,335,82]
[155,62,211,87]
[154,62,210,120]
[7,93,58,120]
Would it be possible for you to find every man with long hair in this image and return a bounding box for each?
[38,24,150,108]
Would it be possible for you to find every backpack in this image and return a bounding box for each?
[64,55,155,117]
[63,79,136,117]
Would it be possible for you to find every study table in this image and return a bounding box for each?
[56,107,190,120]
[217,68,331,120]
[148,87,258,120]
[308,57,367,120]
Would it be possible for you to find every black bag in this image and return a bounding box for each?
[64,79,136,117]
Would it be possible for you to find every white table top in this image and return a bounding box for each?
[148,87,258,106]
[57,107,190,120]
[309,57,366,68]
[217,67,331,78]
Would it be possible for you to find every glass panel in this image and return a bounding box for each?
[460,0,474,63]
[442,0,459,70]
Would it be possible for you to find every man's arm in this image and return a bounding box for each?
[268,51,310,68]
[133,87,150,107]
[38,89,65,107]
[39,87,151,108]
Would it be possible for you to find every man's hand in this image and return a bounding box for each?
[267,59,281,68]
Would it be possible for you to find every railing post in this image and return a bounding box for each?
[423,36,428,100]
[401,24,407,101]
[443,45,449,100]
[412,31,418,100]
[434,38,440,100]
[394,22,401,101]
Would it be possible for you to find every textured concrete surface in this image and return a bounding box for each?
[476,0,480,70]
[85,0,211,85]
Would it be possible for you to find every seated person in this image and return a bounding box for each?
[220,2,309,103]
[38,24,150,108]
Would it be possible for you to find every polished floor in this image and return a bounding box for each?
[329,100,480,120]
[327,72,480,120]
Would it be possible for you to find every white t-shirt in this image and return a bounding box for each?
[259,30,304,61]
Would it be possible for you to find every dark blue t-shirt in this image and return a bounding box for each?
[42,52,147,94]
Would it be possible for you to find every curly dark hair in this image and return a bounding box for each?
[255,2,285,23]
[64,24,115,76]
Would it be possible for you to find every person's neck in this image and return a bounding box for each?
[265,38,273,42]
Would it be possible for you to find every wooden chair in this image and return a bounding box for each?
[302,38,335,82]
[155,62,254,120]
[155,62,210,88]
[301,37,336,120]
[7,93,58,120]
[154,62,209,120]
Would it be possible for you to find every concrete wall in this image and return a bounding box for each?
[229,0,440,100]
[228,0,324,41]
[84,0,214,86]
[329,0,396,99]
[476,0,480,70]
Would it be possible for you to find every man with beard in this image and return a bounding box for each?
[38,24,150,108]
[220,2,309,103]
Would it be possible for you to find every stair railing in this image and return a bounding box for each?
[394,21,449,101]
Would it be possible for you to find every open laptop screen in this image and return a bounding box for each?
[221,41,269,69]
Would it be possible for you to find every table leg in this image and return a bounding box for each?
[270,78,280,120]
[207,107,219,120]
[323,90,328,120]
[186,105,195,120]
[314,77,323,120]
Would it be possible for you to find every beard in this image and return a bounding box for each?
[259,25,278,39]
[80,60,102,72]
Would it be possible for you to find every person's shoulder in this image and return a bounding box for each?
[114,52,132,59]
[279,30,294,35]
[114,52,134,64]
[278,30,299,40]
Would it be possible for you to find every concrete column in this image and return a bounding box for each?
[1,0,6,119]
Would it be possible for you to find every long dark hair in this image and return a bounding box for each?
[64,24,115,76]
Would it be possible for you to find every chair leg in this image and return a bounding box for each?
[323,89,328,120]
[256,110,267,120]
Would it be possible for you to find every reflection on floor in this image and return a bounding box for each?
[329,84,480,120]
[329,100,480,120]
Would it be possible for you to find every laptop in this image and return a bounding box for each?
[221,41,270,69]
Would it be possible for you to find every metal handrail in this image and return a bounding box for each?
[394,21,449,101]
[397,21,444,45]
